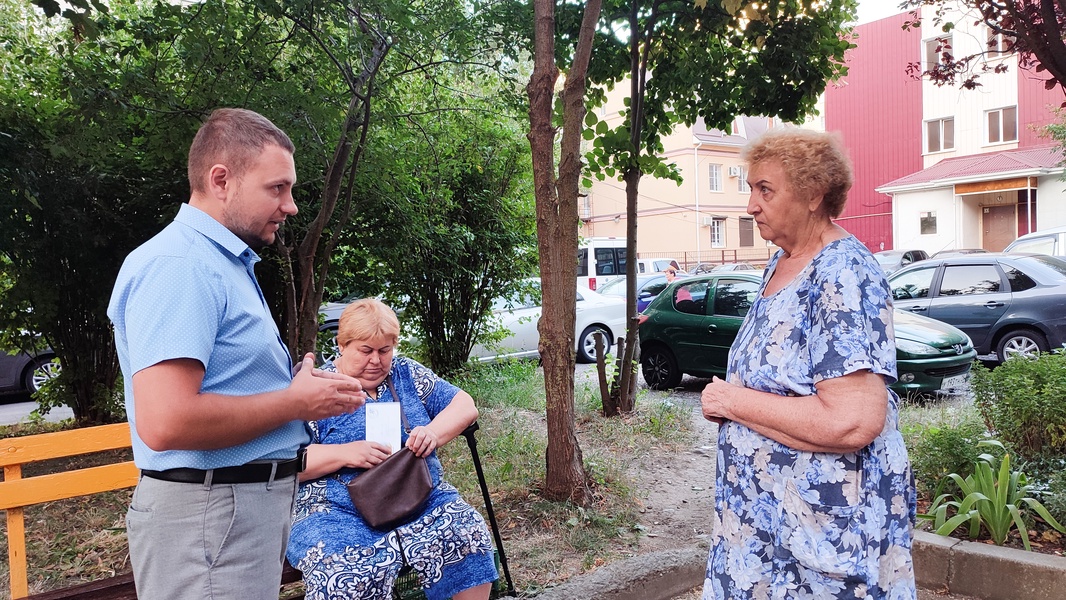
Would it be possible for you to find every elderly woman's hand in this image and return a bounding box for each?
[345,440,392,469]
[701,376,740,425]
[406,425,441,458]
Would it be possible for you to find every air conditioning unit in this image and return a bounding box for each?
[727,166,743,177]
[700,216,716,226]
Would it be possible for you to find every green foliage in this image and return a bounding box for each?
[920,440,1066,550]
[345,82,538,376]
[1042,468,1066,527]
[2,0,534,416]
[900,402,988,497]
[0,0,191,421]
[970,351,1066,463]
[572,0,858,188]
[452,360,545,412]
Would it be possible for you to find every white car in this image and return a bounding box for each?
[471,279,627,363]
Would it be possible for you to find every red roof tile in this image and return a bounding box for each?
[877,145,1065,192]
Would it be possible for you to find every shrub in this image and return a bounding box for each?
[970,352,1066,463]
[900,400,988,497]
[1041,467,1066,526]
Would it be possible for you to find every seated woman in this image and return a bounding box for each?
[287,298,498,600]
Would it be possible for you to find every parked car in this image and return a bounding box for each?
[691,262,758,275]
[637,272,976,396]
[888,253,1066,360]
[873,249,929,275]
[318,292,363,362]
[598,273,677,312]
[1004,225,1066,258]
[930,248,989,259]
[470,279,627,363]
[0,348,60,395]
[635,257,683,275]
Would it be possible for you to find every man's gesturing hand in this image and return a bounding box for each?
[291,353,365,420]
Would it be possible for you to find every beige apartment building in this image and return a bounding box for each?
[579,87,793,270]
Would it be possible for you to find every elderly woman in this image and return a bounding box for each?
[700,129,916,599]
[286,299,497,600]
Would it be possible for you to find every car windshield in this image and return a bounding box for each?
[874,253,901,265]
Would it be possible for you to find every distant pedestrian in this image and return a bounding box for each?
[108,108,366,600]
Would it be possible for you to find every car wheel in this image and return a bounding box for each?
[318,325,340,364]
[577,325,612,364]
[24,355,60,393]
[996,329,1048,361]
[641,345,682,390]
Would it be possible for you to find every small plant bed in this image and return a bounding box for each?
[914,501,1066,557]
[900,352,1066,561]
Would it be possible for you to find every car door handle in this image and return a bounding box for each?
[983,301,1005,308]
[707,324,717,333]
[903,306,927,312]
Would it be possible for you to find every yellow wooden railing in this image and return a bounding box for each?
[0,423,139,599]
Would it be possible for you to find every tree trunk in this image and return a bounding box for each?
[615,0,653,415]
[277,18,392,360]
[528,0,602,504]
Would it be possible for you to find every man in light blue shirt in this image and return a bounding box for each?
[108,108,365,599]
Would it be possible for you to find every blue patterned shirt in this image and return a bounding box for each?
[108,203,308,470]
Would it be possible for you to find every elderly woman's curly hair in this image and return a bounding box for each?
[741,128,853,218]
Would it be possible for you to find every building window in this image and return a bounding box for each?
[987,106,1018,144]
[920,211,937,235]
[987,29,1008,56]
[738,166,750,193]
[708,164,722,192]
[926,118,954,153]
[710,218,726,248]
[739,217,754,247]
[925,36,952,68]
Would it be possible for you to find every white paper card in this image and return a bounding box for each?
[365,403,402,454]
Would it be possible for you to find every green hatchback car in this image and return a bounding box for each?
[637,273,977,398]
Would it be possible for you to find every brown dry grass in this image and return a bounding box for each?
[1,447,134,599]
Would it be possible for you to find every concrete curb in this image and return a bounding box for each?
[531,547,705,600]
[530,531,1066,599]
[912,530,1066,600]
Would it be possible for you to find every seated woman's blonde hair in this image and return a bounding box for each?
[337,298,401,348]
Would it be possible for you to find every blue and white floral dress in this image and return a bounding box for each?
[703,236,917,599]
[287,356,497,600]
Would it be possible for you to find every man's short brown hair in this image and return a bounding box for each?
[187,108,295,194]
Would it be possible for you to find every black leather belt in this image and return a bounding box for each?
[141,449,306,485]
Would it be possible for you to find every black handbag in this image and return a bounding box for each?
[346,377,432,530]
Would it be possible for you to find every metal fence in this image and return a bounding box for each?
[636,248,776,272]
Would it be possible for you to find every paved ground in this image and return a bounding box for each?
[0,394,73,425]
[675,587,975,599]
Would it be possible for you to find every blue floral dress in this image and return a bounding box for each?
[703,236,917,599]
[287,357,498,600]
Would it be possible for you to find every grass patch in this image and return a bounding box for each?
[444,361,695,591]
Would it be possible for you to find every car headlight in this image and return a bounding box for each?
[896,339,941,355]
